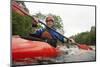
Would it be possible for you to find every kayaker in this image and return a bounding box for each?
[30,15,68,48]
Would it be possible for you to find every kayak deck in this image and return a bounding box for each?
[12,37,59,62]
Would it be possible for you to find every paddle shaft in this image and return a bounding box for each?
[12,1,70,42]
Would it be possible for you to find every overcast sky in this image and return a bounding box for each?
[24,2,95,37]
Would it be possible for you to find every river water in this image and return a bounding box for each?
[33,45,96,64]
[14,45,96,65]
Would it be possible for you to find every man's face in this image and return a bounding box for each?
[46,20,54,28]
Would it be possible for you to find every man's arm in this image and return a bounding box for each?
[29,29,43,38]
[32,17,39,27]
[54,32,69,43]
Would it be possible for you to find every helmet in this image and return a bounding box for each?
[45,16,54,22]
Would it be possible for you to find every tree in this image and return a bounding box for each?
[33,12,46,20]
[72,26,96,45]
[12,11,33,36]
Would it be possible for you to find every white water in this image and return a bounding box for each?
[54,45,95,63]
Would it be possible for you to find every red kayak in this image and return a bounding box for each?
[77,44,93,50]
[12,36,59,62]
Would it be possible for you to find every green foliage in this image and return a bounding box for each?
[33,12,46,20]
[12,11,33,36]
[73,26,96,45]
[53,15,63,29]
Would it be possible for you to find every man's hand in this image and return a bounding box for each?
[64,38,76,44]
[32,17,39,25]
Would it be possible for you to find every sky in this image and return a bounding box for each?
[24,2,95,37]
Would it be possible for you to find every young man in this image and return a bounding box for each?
[30,16,68,48]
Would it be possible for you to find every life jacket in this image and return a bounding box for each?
[41,29,57,48]
[41,30,53,39]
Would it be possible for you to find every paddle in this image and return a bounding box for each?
[12,1,70,42]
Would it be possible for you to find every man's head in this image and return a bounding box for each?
[45,16,54,28]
